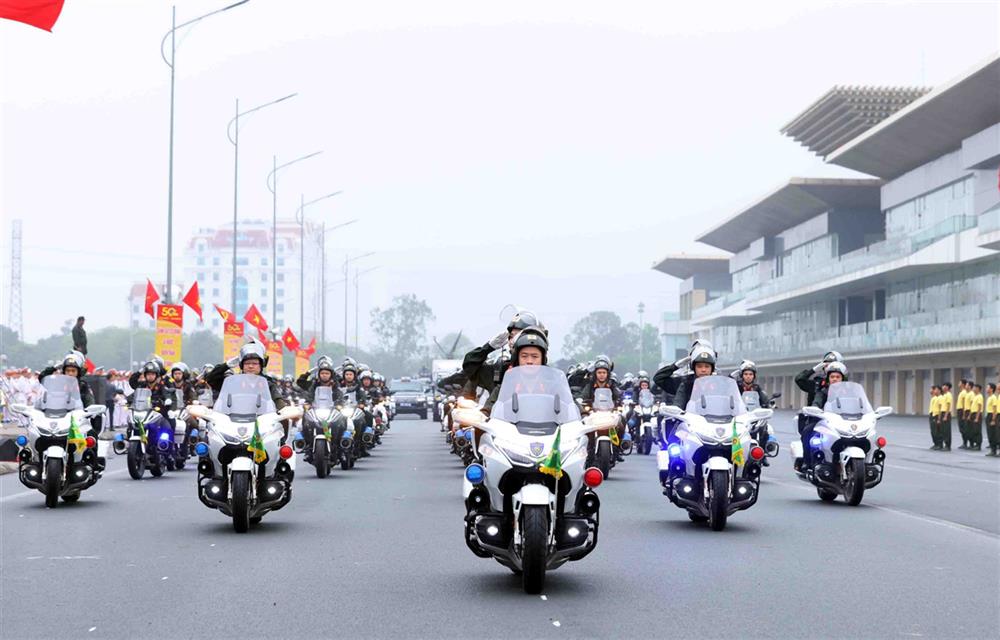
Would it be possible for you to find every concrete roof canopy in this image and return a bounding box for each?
[652,253,730,279]
[695,177,883,252]
[827,52,1000,178]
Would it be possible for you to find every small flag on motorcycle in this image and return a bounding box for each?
[731,420,744,466]
[538,425,563,479]
[68,415,87,452]
[247,420,267,464]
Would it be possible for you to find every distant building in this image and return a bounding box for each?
[180,218,323,335]
[653,54,1000,414]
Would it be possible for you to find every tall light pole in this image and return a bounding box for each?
[637,301,646,372]
[227,92,296,313]
[354,265,380,351]
[343,251,374,355]
[293,191,346,331]
[161,0,250,302]
[265,150,321,324]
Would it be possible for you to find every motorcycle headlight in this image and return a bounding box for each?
[492,439,537,467]
[219,431,245,445]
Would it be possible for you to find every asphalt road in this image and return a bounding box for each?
[1,413,997,639]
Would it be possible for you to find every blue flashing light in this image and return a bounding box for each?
[190,429,199,438]
[364,426,374,434]
[195,442,210,457]
[667,443,682,458]
[114,433,125,441]
[15,435,28,447]
[159,431,171,441]
[293,432,304,441]
[809,435,823,448]
[465,463,485,484]
[622,432,632,442]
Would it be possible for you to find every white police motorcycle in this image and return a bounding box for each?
[790,381,890,505]
[292,386,351,477]
[187,374,303,532]
[658,375,772,531]
[10,375,107,508]
[452,365,609,594]
[634,389,659,455]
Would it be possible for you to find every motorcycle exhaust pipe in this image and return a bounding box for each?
[765,440,780,457]
[112,439,128,455]
[156,439,171,452]
[340,436,353,449]
[292,437,306,454]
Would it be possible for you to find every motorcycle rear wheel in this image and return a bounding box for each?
[708,470,730,531]
[126,442,145,480]
[231,470,252,533]
[521,505,548,594]
[845,459,866,506]
[596,441,612,479]
[315,440,330,478]
[44,457,62,509]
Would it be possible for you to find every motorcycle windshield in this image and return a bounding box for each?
[686,375,747,424]
[213,374,276,418]
[490,365,581,434]
[37,375,83,414]
[341,390,357,407]
[638,389,654,408]
[132,388,153,411]
[198,390,214,405]
[313,386,335,409]
[741,391,760,411]
[823,381,872,419]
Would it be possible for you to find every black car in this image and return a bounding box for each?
[390,378,430,419]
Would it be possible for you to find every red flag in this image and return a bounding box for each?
[182,282,203,321]
[84,358,95,374]
[144,279,160,319]
[0,0,65,32]
[256,328,270,347]
[304,337,317,356]
[282,328,300,352]
[214,304,234,323]
[244,303,268,332]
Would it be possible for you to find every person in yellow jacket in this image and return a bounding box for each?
[939,382,953,452]
[956,380,970,449]
[928,385,942,450]
[967,383,984,451]
[985,383,999,457]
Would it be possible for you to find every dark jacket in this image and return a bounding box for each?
[671,373,698,410]
[83,374,111,405]
[339,382,369,406]
[795,368,825,407]
[436,370,468,394]
[739,382,770,408]
[653,363,685,398]
[578,380,622,405]
[462,342,507,411]
[204,363,287,411]
[72,324,87,355]
[165,379,198,406]
[39,366,95,407]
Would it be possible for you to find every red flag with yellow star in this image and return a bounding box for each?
[282,328,300,352]
[0,0,65,32]
[244,303,268,332]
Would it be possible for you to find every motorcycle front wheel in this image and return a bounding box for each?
[126,442,145,479]
[708,470,730,531]
[596,441,612,479]
[521,505,548,594]
[231,470,252,533]
[44,457,62,508]
[845,459,866,506]
[315,440,330,478]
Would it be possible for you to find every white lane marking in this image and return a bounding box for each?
[552,621,561,627]
[540,595,547,601]
[768,478,999,541]
[161,576,168,580]
[88,627,96,633]
[885,463,998,485]
[0,468,129,503]
[28,556,101,560]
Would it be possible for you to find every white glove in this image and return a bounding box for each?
[226,357,239,369]
[673,355,691,369]
[812,362,826,373]
[488,330,509,350]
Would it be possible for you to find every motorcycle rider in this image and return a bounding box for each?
[295,356,344,461]
[205,342,289,440]
[338,359,370,457]
[671,343,717,411]
[794,350,844,443]
[165,362,198,446]
[462,311,543,411]
[733,360,771,465]
[653,339,715,404]
[796,361,848,471]
[39,352,97,435]
[577,357,625,461]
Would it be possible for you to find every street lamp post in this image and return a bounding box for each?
[160,0,250,302]
[227,92,296,312]
[638,301,646,372]
[265,150,321,325]
[294,191,346,332]
[343,252,374,356]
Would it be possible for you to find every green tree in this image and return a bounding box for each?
[431,331,474,359]
[563,311,634,362]
[369,294,435,371]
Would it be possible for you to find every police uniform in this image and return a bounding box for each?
[929,393,941,448]
[939,390,954,449]
[986,392,999,454]
[956,387,969,445]
[967,391,984,449]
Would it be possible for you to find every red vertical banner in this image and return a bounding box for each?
[223,322,244,363]
[266,340,284,377]
[294,349,310,378]
[154,304,184,367]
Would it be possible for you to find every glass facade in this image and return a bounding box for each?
[885,176,974,239]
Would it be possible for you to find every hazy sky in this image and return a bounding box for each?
[1,0,998,358]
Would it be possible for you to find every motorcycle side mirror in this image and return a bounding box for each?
[750,407,773,421]
[771,392,782,400]
[85,404,107,417]
[10,402,31,414]
[659,404,684,418]
[874,406,893,418]
[801,405,824,418]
